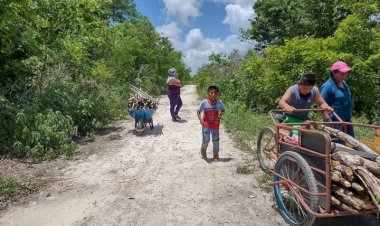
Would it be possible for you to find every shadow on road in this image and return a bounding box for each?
[134,123,164,137]
[202,157,233,163]
[313,214,379,226]
[174,119,187,123]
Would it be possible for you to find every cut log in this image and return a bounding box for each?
[333,151,380,176]
[128,85,159,110]
[351,182,365,192]
[331,170,351,187]
[351,165,380,211]
[331,162,354,182]
[331,195,341,206]
[331,160,341,168]
[332,151,364,166]
[338,202,359,214]
[363,200,376,210]
[318,125,378,155]
[332,186,365,210]
[362,158,380,176]
[334,143,379,161]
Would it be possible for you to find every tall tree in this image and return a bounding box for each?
[243,0,346,51]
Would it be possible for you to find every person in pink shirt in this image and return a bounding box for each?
[197,86,225,161]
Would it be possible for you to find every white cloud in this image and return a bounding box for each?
[184,28,208,50]
[172,28,252,74]
[156,22,181,40]
[162,0,202,25]
[223,4,254,33]
[157,0,255,74]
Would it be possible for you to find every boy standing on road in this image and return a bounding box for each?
[197,86,225,161]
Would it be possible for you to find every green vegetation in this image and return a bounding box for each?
[194,0,380,138]
[0,0,190,161]
[0,176,37,202]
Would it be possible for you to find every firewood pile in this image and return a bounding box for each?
[318,125,380,214]
[128,85,158,110]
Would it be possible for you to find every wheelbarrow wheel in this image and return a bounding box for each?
[274,151,318,226]
[257,127,277,173]
[135,118,144,133]
[149,118,154,130]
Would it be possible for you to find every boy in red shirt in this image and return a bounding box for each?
[197,86,226,161]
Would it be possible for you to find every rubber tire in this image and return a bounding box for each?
[150,118,154,130]
[274,151,318,226]
[257,127,277,173]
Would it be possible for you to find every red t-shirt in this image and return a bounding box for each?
[198,99,225,130]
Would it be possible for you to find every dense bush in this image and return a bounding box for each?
[0,0,190,160]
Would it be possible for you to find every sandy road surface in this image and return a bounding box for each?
[0,85,285,226]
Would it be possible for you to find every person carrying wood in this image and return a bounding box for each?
[167,68,182,122]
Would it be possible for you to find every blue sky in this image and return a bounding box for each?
[135,0,256,74]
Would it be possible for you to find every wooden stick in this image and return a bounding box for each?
[351,182,365,192]
[331,170,351,187]
[319,125,378,155]
[332,186,365,210]
[352,166,380,212]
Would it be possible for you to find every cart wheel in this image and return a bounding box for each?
[257,127,277,173]
[274,151,318,226]
[136,119,144,130]
[150,118,154,130]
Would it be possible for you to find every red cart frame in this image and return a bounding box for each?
[257,109,380,226]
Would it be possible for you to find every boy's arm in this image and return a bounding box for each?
[218,101,225,118]
[315,92,333,121]
[279,89,296,113]
[197,110,203,125]
[219,110,225,118]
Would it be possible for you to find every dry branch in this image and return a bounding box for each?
[128,85,158,110]
[318,125,378,155]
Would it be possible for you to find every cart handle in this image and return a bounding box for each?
[269,109,343,123]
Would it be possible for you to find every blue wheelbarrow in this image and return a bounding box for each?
[128,109,155,133]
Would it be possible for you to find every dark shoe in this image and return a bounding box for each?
[172,117,178,122]
[175,115,181,120]
[200,149,207,159]
[213,153,219,161]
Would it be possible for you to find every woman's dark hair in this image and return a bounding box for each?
[298,73,316,86]
[208,85,219,92]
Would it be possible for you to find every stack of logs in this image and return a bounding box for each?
[330,151,380,213]
[320,125,380,214]
[128,85,158,110]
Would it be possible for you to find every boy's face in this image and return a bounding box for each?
[208,89,219,101]
[298,84,314,95]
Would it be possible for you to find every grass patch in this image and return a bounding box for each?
[236,163,257,174]
[0,176,37,203]
[222,101,271,160]
[255,173,273,193]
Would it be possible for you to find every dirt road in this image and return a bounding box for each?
[0,85,285,226]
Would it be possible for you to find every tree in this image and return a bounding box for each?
[243,0,346,51]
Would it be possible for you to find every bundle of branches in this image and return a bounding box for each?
[330,151,380,214]
[128,85,159,110]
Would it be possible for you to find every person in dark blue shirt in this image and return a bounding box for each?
[320,61,354,137]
